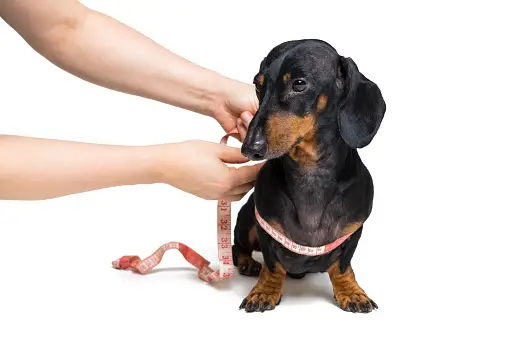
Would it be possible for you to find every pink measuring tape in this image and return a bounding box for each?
[254,206,352,256]
[112,132,238,283]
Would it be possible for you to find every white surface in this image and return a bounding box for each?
[1,1,508,338]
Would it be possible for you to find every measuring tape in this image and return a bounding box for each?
[112,132,238,283]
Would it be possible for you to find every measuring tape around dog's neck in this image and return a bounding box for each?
[111,131,239,283]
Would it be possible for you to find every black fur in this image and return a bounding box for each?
[234,39,385,307]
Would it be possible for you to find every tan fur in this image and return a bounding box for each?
[283,72,291,83]
[266,114,316,156]
[244,263,286,308]
[342,221,363,236]
[328,262,375,312]
[317,94,328,113]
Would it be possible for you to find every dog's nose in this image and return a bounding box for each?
[241,128,268,161]
[246,140,267,160]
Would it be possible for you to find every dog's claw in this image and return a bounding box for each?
[260,302,270,312]
[246,301,259,313]
[334,292,377,314]
[239,294,281,313]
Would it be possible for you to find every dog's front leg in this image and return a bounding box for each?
[239,262,286,313]
[328,262,377,313]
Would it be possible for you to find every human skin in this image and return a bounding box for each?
[0,0,260,201]
[0,135,261,201]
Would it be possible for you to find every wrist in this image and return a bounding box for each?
[209,77,258,120]
[139,143,178,185]
[122,145,164,186]
[200,74,238,119]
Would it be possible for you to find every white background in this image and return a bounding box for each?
[1,1,508,338]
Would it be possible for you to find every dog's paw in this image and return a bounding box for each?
[238,258,262,277]
[334,291,378,313]
[239,292,282,313]
[239,263,286,313]
[232,245,262,277]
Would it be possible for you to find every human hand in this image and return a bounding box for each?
[213,80,258,140]
[149,140,263,201]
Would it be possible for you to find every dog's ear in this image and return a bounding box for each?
[336,56,386,148]
[259,57,267,71]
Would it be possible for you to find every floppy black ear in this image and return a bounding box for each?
[336,57,386,148]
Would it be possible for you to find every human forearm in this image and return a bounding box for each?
[0,0,239,118]
[0,135,156,200]
[0,135,261,202]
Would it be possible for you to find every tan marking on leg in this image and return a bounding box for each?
[240,263,286,312]
[248,225,258,246]
[328,262,377,313]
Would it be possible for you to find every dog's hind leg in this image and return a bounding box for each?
[327,225,378,313]
[232,193,262,277]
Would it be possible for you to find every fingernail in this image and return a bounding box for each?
[241,112,252,125]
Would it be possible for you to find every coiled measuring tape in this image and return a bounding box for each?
[112,132,238,283]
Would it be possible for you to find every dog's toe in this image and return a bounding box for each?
[334,292,377,314]
[239,292,281,313]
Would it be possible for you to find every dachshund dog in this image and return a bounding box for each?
[232,39,386,313]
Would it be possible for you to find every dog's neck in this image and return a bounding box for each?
[278,120,357,208]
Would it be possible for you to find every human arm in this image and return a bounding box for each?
[0,135,261,201]
[0,0,258,133]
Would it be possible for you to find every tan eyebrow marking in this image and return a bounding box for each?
[257,74,265,85]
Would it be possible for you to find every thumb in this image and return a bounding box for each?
[217,144,249,164]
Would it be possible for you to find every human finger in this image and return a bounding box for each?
[224,193,249,202]
[237,118,248,141]
[228,162,264,186]
[225,181,255,196]
[217,144,249,164]
[240,111,253,128]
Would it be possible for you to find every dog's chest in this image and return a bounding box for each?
[283,177,347,247]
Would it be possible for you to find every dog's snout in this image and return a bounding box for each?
[241,127,268,161]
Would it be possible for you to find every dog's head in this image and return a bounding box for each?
[241,39,386,162]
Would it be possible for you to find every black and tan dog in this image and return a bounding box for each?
[231,39,386,313]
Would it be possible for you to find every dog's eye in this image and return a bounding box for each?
[292,79,307,92]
